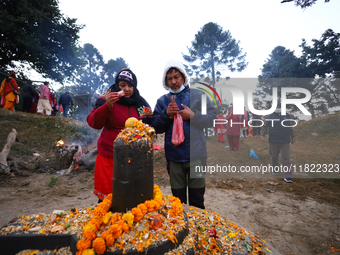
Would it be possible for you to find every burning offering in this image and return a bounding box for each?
[56,140,65,147]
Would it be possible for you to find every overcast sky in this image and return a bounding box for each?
[58,0,340,109]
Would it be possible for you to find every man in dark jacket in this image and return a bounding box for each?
[261,102,296,183]
[22,80,36,113]
[58,91,74,117]
[251,104,261,136]
[153,59,217,209]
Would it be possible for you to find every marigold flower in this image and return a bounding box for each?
[131,207,143,222]
[76,238,91,251]
[121,222,130,233]
[90,215,102,229]
[102,211,112,225]
[122,212,134,228]
[93,237,106,255]
[103,193,112,204]
[137,204,147,215]
[145,200,160,212]
[105,233,115,246]
[82,249,95,255]
[95,204,109,216]
[111,213,120,224]
[109,224,123,239]
[83,230,96,240]
[83,223,97,233]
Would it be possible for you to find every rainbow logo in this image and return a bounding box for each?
[196,82,223,107]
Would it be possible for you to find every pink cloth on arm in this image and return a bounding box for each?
[39,85,49,99]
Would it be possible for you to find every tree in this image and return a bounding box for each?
[102,57,130,88]
[70,43,105,96]
[57,44,130,120]
[0,0,84,82]
[182,22,247,88]
[280,0,330,9]
[257,42,339,119]
[300,29,340,78]
[257,46,319,118]
[69,44,130,96]
[300,29,340,107]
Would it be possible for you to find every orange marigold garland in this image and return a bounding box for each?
[76,185,183,254]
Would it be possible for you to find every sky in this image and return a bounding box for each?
[58,0,340,109]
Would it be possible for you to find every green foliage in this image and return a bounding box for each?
[64,44,130,96]
[103,57,130,89]
[300,29,340,109]
[71,43,105,95]
[182,22,248,87]
[48,176,59,187]
[0,0,84,82]
[257,29,340,118]
[55,44,129,121]
[301,29,340,78]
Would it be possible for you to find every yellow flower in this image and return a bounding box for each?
[82,249,95,255]
[122,212,134,228]
[102,211,112,225]
[228,232,237,238]
[83,223,97,233]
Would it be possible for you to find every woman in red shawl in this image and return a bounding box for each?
[87,69,153,202]
[225,106,242,151]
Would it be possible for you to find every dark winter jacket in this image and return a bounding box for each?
[22,83,35,99]
[58,92,74,106]
[152,60,217,162]
[261,112,295,143]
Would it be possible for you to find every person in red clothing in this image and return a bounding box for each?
[37,82,53,115]
[0,71,20,111]
[225,106,242,151]
[29,86,39,113]
[87,69,153,202]
[214,110,226,143]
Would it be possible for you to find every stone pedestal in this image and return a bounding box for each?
[111,138,154,212]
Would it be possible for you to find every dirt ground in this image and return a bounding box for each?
[0,135,339,255]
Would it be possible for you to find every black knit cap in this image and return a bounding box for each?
[115,69,137,88]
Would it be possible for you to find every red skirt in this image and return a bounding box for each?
[93,152,113,200]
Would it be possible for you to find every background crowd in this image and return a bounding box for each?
[0,71,74,117]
